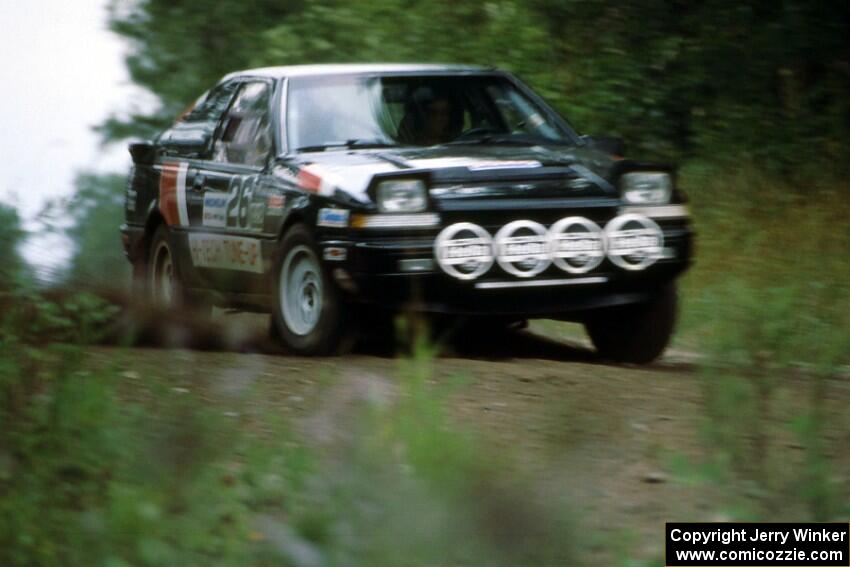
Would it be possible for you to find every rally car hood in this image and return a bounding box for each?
[279,144,620,203]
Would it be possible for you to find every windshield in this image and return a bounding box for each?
[285,74,577,151]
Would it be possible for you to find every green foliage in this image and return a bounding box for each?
[36,171,131,290]
[107,0,850,172]
[105,0,302,135]
[64,173,132,289]
[4,291,120,346]
[694,364,847,521]
[0,295,583,566]
[0,203,27,291]
[0,296,310,566]
[680,165,850,369]
[662,165,850,522]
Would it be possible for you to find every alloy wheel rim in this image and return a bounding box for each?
[151,241,176,305]
[280,245,323,336]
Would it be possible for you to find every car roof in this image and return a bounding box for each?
[223,63,495,81]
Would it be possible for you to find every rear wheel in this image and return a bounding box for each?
[271,224,345,355]
[146,224,210,315]
[148,225,181,307]
[584,284,677,364]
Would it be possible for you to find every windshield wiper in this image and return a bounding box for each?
[444,134,541,146]
[295,139,398,152]
[446,134,578,148]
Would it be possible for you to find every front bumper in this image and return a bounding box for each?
[318,218,692,317]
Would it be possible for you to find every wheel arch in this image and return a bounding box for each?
[140,207,166,266]
[276,197,316,241]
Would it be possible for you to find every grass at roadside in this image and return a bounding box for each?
[1,303,585,566]
[678,164,850,360]
[664,165,850,522]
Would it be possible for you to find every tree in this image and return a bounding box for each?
[0,204,27,291]
[103,0,301,140]
[63,173,131,289]
[106,0,850,170]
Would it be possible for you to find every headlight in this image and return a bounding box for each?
[620,172,672,204]
[376,179,427,212]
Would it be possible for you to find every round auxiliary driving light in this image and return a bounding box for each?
[547,216,605,274]
[604,214,664,271]
[434,222,494,280]
[494,220,550,278]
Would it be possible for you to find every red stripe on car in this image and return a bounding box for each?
[158,163,181,226]
[297,168,322,193]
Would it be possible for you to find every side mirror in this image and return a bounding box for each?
[157,122,215,159]
[581,135,625,157]
[129,141,156,165]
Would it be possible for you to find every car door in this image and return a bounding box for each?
[156,80,240,287]
[184,79,277,294]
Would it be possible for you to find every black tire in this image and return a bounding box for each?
[147,224,183,307]
[146,224,210,316]
[584,284,678,364]
[131,254,147,297]
[270,224,345,355]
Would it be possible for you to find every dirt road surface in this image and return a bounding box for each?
[84,312,850,562]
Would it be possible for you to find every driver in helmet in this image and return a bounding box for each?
[396,85,464,146]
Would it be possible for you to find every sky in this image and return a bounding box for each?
[0,0,153,275]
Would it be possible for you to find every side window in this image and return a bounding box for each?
[160,81,239,155]
[184,81,240,126]
[212,82,273,167]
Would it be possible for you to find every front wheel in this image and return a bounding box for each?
[271,224,345,355]
[584,284,678,364]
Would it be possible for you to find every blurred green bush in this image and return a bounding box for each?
[0,299,582,566]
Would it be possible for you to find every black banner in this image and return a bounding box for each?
[666,523,849,566]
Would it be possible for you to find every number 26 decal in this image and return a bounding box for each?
[225,175,261,229]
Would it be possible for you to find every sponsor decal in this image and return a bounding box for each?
[202,191,228,228]
[604,214,664,271]
[188,233,263,273]
[434,222,494,280]
[408,157,542,171]
[317,208,349,228]
[467,160,542,171]
[547,217,605,274]
[494,220,551,278]
[158,162,189,226]
[248,202,266,229]
[407,157,479,169]
[266,194,285,215]
[323,247,347,261]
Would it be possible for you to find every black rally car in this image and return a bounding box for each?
[121,64,692,361]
